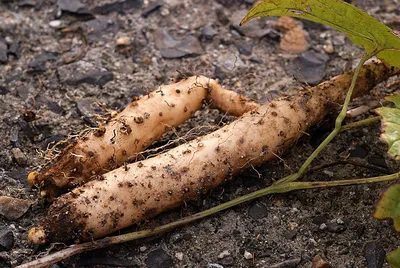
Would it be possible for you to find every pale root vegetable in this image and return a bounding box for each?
[29,76,258,198]
[28,62,398,244]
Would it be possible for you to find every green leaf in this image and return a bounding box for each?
[376,98,400,267]
[240,0,400,67]
[376,95,400,160]
[386,95,400,109]
[373,184,400,232]
[387,248,400,268]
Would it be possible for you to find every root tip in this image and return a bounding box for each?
[28,226,47,245]
[27,171,39,186]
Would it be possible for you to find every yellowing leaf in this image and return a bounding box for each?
[386,95,400,109]
[376,95,400,160]
[240,0,400,67]
[373,184,400,232]
[387,248,400,268]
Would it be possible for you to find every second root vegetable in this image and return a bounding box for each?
[28,62,398,244]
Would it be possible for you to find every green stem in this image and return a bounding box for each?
[17,172,399,268]
[340,116,380,132]
[275,52,377,185]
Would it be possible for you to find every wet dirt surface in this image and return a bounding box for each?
[0,0,399,267]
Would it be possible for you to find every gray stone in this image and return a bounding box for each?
[58,0,90,15]
[11,148,28,167]
[235,40,253,55]
[207,264,224,268]
[367,155,388,168]
[28,52,58,72]
[327,222,346,233]
[248,202,268,219]
[154,29,204,59]
[57,61,113,86]
[364,242,385,268]
[0,40,8,63]
[145,248,173,268]
[0,252,11,268]
[7,41,19,58]
[0,86,9,95]
[202,24,218,40]
[216,51,244,71]
[76,97,103,126]
[34,94,64,114]
[0,196,32,220]
[0,228,14,251]
[82,16,119,43]
[231,10,272,38]
[92,0,142,15]
[289,51,329,85]
[349,144,369,158]
[142,0,163,17]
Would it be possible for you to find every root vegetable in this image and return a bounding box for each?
[28,62,398,244]
[29,76,258,198]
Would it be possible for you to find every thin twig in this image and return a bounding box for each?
[16,172,399,268]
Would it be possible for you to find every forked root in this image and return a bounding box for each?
[29,76,258,199]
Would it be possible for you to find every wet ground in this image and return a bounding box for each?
[0,0,399,267]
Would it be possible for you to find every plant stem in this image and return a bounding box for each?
[16,171,399,268]
[340,116,380,131]
[274,52,377,185]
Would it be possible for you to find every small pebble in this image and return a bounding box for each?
[160,7,170,16]
[350,145,369,158]
[11,148,28,167]
[218,256,234,266]
[218,250,230,259]
[175,252,184,261]
[49,20,62,28]
[4,36,12,44]
[327,222,346,233]
[322,170,334,177]
[207,264,223,268]
[290,207,299,213]
[323,40,335,54]
[248,202,268,219]
[319,223,328,230]
[116,36,131,46]
[244,251,253,260]
[140,246,147,252]
[283,229,297,240]
[202,24,218,40]
[312,254,331,268]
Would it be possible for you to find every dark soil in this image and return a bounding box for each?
[0,0,399,267]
